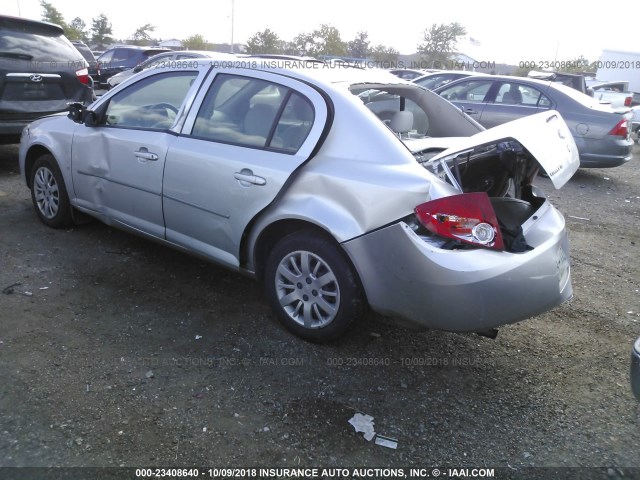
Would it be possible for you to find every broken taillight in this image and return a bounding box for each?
[75,67,90,85]
[414,192,505,250]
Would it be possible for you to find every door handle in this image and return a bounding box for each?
[134,148,158,161]
[234,169,266,186]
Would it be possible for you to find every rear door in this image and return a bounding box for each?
[162,70,329,267]
[479,80,552,128]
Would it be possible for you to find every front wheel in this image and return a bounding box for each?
[264,231,364,342]
[30,155,73,228]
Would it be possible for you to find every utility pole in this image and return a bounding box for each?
[230,0,234,53]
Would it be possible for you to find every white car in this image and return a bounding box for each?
[20,61,578,342]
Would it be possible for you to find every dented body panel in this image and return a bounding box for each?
[343,199,572,331]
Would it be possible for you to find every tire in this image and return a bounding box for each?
[30,155,73,228]
[264,231,363,342]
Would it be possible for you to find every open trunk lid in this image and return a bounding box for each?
[424,110,579,189]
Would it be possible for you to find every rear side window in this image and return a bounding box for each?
[191,74,315,153]
[0,20,82,65]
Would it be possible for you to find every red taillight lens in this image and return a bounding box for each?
[625,96,632,107]
[608,118,629,137]
[415,192,505,250]
[75,67,90,85]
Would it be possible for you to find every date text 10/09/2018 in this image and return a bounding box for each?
[134,467,496,478]
[519,60,640,70]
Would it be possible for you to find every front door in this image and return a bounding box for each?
[71,70,200,238]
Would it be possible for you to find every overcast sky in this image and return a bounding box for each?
[6,0,635,65]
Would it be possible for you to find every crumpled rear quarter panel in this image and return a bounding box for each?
[342,201,573,331]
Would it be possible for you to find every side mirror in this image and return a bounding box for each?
[83,110,99,127]
[67,102,101,126]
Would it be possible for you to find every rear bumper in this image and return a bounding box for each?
[579,151,633,168]
[343,201,573,332]
[0,120,30,138]
[579,138,633,168]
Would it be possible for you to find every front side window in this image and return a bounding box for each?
[191,74,315,152]
[439,80,493,103]
[103,71,197,130]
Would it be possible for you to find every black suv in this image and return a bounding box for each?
[94,46,171,88]
[0,15,93,143]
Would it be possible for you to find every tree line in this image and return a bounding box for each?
[39,1,471,65]
[40,2,593,72]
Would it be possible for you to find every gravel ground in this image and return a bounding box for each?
[0,142,639,479]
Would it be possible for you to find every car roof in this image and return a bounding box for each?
[128,60,410,92]
[433,74,554,90]
[102,45,172,52]
[257,62,404,87]
[0,14,64,34]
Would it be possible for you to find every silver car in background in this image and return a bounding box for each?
[20,62,578,342]
[433,75,634,168]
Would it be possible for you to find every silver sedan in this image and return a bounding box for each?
[20,61,578,342]
[433,75,634,168]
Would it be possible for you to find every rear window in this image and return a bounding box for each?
[0,19,82,64]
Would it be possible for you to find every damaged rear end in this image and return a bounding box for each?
[342,111,579,333]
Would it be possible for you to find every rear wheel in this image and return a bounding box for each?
[30,155,73,228]
[264,231,363,342]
